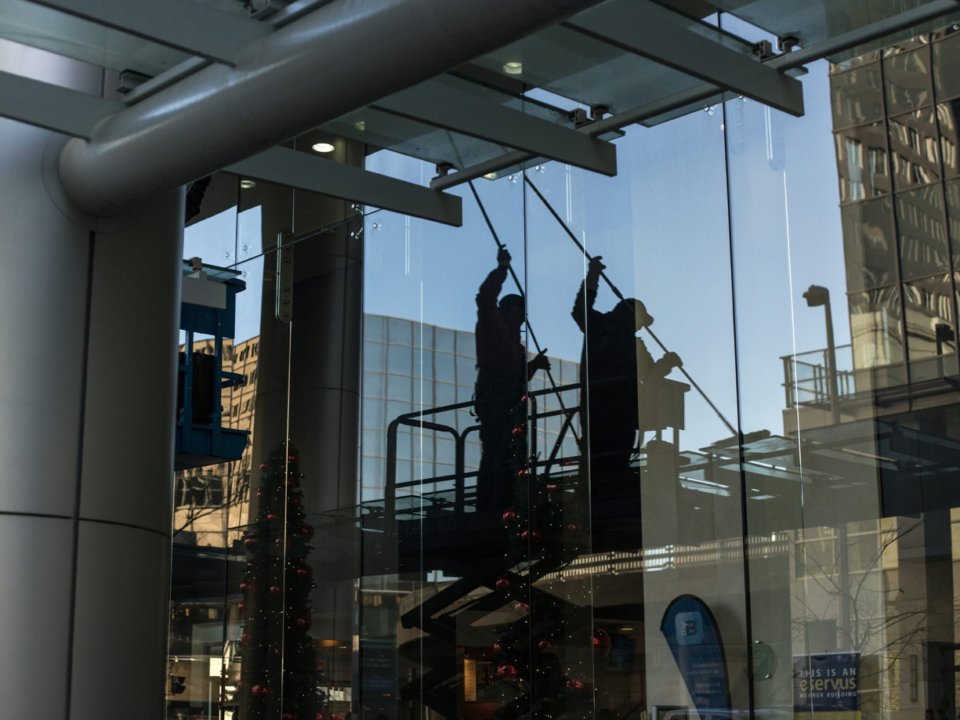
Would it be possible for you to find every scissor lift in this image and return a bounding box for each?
[175,258,250,471]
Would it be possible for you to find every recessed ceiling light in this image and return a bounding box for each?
[240,179,256,189]
[503,61,523,75]
[312,142,335,153]
[354,121,366,131]
[483,173,497,180]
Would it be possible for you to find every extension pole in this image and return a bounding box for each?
[523,174,738,437]
[468,181,579,442]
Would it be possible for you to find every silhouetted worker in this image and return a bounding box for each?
[475,247,550,515]
[572,256,680,492]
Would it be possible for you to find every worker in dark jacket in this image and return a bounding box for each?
[475,247,549,515]
[572,256,680,491]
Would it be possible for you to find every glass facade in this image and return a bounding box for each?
[165,21,960,720]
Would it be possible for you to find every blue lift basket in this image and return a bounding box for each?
[175,258,250,470]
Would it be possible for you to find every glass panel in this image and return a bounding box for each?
[946,178,960,267]
[835,122,891,201]
[884,46,932,114]
[889,107,941,190]
[0,0,189,75]
[841,196,897,290]
[849,285,905,373]
[934,33,960,100]
[937,100,960,178]
[903,273,957,363]
[897,184,949,279]
[831,62,884,127]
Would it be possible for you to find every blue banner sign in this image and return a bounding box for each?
[661,595,731,718]
[793,652,860,720]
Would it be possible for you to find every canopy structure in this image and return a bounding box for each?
[0,0,957,224]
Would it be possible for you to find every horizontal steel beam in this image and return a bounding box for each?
[768,0,960,71]
[373,81,617,176]
[227,146,462,226]
[29,0,270,65]
[431,82,721,190]
[0,70,121,138]
[563,0,804,116]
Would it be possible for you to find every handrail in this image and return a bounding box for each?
[383,382,583,529]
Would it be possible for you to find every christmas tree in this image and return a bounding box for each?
[492,398,601,720]
[236,440,333,720]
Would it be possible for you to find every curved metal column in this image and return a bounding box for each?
[0,41,183,720]
[59,0,604,215]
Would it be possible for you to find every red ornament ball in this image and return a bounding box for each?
[240,632,251,645]
[267,513,280,522]
[283,713,299,720]
[566,522,582,535]
[537,638,556,653]
[497,664,520,682]
[257,490,265,501]
[240,581,252,594]
[251,684,272,698]
[269,585,282,597]
[546,483,559,495]
[495,575,511,592]
[512,426,525,437]
[259,462,269,471]
[521,529,541,544]
[237,602,246,616]
[244,537,258,549]
[288,455,298,463]
[300,524,315,539]
[502,508,518,524]
[593,628,612,658]
[566,678,584,693]
[289,496,303,508]
[513,601,530,614]
[296,567,312,580]
[296,615,312,630]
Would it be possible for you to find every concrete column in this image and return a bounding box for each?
[0,42,183,720]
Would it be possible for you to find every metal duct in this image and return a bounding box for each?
[60,0,605,215]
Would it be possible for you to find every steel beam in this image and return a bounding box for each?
[0,70,121,138]
[768,0,960,71]
[431,82,721,190]
[227,146,462,226]
[29,0,270,65]
[563,0,804,116]
[374,81,617,176]
[60,0,607,215]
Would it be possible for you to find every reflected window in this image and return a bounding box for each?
[831,62,883,127]
[364,315,385,341]
[848,286,904,371]
[944,179,960,268]
[934,34,960,100]
[937,100,960,178]
[889,108,941,190]
[435,352,455,383]
[841,197,897,290]
[388,317,413,346]
[896,185,949,279]
[363,341,385,372]
[884,47,932,114]
[835,123,889,201]
[387,344,413,375]
[903,274,957,363]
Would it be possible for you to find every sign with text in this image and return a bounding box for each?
[793,652,860,720]
[661,595,731,717]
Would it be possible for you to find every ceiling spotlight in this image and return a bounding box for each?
[354,121,366,131]
[503,61,523,75]
[483,173,497,180]
[240,179,256,189]
[312,142,335,153]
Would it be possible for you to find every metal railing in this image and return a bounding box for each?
[781,345,855,410]
[383,383,583,527]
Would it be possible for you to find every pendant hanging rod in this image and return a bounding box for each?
[523,174,738,437]
[467,181,580,444]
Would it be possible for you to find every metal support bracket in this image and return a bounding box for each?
[275,231,294,324]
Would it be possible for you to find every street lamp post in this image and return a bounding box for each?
[803,285,840,426]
